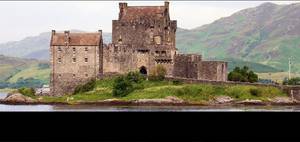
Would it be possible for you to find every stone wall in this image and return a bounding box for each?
[198,61,227,81]
[173,54,202,79]
[50,31,102,96]
[103,2,177,76]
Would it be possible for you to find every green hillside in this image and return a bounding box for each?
[0,55,50,88]
[176,2,300,73]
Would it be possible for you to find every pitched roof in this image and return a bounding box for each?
[121,6,166,21]
[51,32,102,46]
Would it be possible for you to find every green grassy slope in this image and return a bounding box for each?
[0,55,50,86]
[176,3,300,73]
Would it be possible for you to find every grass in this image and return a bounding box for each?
[0,88,16,93]
[258,72,300,84]
[36,78,287,104]
[8,64,50,84]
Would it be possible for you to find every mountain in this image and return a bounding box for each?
[176,2,300,72]
[1,2,300,73]
[0,55,49,83]
[0,30,112,60]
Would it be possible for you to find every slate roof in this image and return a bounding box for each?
[121,6,166,21]
[51,32,102,46]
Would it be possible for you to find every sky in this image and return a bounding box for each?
[0,1,298,43]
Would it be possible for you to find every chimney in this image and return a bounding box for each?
[64,30,70,45]
[52,30,56,35]
[119,2,127,9]
[119,3,127,19]
[164,1,169,9]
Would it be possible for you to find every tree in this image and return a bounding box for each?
[112,76,133,97]
[283,77,300,85]
[228,66,258,83]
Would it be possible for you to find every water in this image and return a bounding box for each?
[1,92,300,112]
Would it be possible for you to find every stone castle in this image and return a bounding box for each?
[50,2,228,96]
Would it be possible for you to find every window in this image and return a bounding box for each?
[85,47,88,51]
[85,74,88,77]
[58,74,61,78]
[58,47,62,52]
[58,58,62,63]
[73,47,76,52]
[118,35,122,43]
[85,58,88,63]
[154,36,162,45]
[72,58,76,63]
[73,74,76,78]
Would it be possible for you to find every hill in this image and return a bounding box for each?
[1,2,300,73]
[0,55,50,88]
[176,2,300,72]
[0,30,112,60]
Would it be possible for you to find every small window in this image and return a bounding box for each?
[72,58,76,63]
[85,74,88,77]
[85,58,88,63]
[72,74,76,78]
[58,74,61,78]
[85,47,88,51]
[154,36,162,45]
[58,47,62,52]
[72,47,76,52]
[58,58,62,63]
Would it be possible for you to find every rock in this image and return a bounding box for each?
[237,99,264,105]
[102,98,121,102]
[269,97,294,104]
[165,96,184,103]
[135,96,184,104]
[213,96,234,104]
[3,93,36,103]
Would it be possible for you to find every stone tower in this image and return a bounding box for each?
[50,30,103,96]
[103,2,177,76]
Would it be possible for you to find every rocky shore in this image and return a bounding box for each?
[0,93,299,106]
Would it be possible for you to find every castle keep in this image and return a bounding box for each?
[50,2,228,96]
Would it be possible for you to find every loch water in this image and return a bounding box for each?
[1,92,300,112]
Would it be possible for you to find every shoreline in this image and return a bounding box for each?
[0,98,299,106]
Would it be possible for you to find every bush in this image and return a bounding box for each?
[73,79,96,94]
[250,88,261,97]
[148,65,166,81]
[18,87,35,97]
[228,66,258,83]
[172,80,183,85]
[283,77,300,85]
[112,75,134,97]
[126,71,145,83]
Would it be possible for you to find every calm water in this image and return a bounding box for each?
[1,92,300,112]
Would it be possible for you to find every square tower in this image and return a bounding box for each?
[50,30,103,96]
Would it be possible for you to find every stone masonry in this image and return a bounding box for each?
[50,2,228,96]
[50,30,103,96]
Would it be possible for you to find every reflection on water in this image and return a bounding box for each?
[1,92,300,112]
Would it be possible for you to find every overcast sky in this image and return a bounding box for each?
[0,1,298,43]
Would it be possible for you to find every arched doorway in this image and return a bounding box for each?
[139,66,147,75]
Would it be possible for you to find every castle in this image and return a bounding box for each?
[50,2,228,96]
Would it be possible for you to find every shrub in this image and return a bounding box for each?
[283,77,300,85]
[126,71,145,83]
[172,80,183,85]
[228,66,258,83]
[73,79,96,94]
[18,87,35,97]
[250,88,261,97]
[148,65,166,81]
[112,75,133,97]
